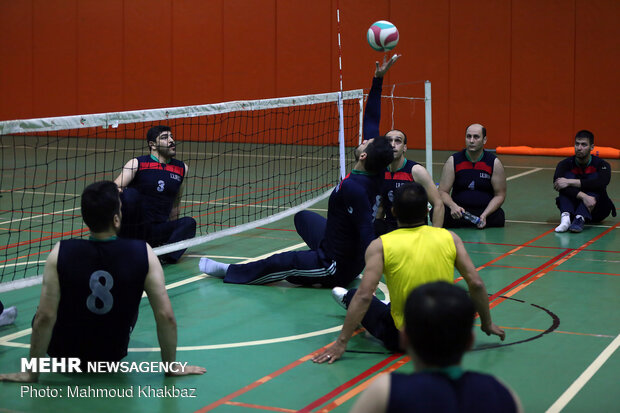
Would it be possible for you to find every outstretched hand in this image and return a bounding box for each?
[481,323,506,341]
[375,54,401,78]
[312,341,347,364]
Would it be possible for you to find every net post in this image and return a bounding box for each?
[424,80,433,180]
[337,92,346,180]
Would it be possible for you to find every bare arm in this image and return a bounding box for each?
[169,163,189,221]
[114,158,139,191]
[350,374,390,413]
[438,157,464,218]
[450,232,505,340]
[0,243,62,383]
[143,244,205,376]
[478,158,506,228]
[412,164,444,227]
[312,238,384,364]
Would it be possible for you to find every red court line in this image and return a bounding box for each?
[464,240,619,254]
[194,331,363,413]
[0,227,88,251]
[224,401,296,412]
[316,356,411,413]
[490,222,620,305]
[297,353,403,413]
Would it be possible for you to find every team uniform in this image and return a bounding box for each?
[375,159,422,235]
[387,370,519,412]
[342,225,456,351]
[443,149,505,228]
[47,238,149,362]
[119,155,196,262]
[223,171,382,287]
[554,155,616,222]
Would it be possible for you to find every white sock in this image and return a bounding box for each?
[555,213,571,233]
[0,306,18,326]
[199,258,229,278]
[575,215,584,221]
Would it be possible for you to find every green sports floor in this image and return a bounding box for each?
[0,151,618,412]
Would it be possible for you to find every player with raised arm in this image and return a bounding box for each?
[364,55,444,235]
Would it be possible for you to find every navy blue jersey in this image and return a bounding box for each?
[127,155,186,224]
[388,371,518,413]
[322,171,382,266]
[451,149,496,209]
[363,77,383,140]
[48,238,149,362]
[381,159,418,227]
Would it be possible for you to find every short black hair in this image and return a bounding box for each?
[146,125,172,143]
[388,129,408,145]
[575,129,594,145]
[393,182,428,224]
[364,136,394,174]
[81,181,120,232]
[405,282,475,367]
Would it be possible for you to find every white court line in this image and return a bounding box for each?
[546,333,620,413]
[0,207,80,226]
[506,167,543,181]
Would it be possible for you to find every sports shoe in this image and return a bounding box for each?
[569,216,585,233]
[0,306,18,326]
[331,287,348,310]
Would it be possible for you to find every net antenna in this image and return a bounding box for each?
[0,90,363,291]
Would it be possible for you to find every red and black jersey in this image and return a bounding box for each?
[381,159,419,228]
[128,155,186,224]
[451,149,496,209]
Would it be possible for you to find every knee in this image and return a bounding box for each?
[179,217,197,235]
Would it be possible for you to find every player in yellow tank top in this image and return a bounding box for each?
[313,182,505,364]
[381,226,456,329]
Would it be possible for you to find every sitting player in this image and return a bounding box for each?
[553,129,616,233]
[114,125,196,263]
[349,282,522,413]
[363,55,444,234]
[438,124,506,228]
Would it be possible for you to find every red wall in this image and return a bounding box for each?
[1,0,618,149]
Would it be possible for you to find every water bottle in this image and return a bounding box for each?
[462,211,480,225]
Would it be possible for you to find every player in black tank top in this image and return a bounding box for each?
[438,124,506,228]
[349,282,520,413]
[114,125,196,263]
[0,181,205,382]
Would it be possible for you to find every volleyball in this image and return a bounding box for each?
[367,20,399,52]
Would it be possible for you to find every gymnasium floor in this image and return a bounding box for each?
[0,151,618,412]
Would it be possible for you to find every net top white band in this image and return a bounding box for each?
[0,89,364,135]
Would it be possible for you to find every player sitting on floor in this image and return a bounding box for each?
[0,181,205,383]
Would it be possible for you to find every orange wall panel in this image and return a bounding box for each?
[77,0,124,115]
[449,0,512,148]
[123,0,173,111]
[223,0,276,101]
[573,0,620,148]
[0,1,33,120]
[510,0,576,147]
[32,0,78,118]
[172,0,224,106]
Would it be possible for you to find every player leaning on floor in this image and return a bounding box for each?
[553,129,616,233]
[199,136,394,287]
[363,54,444,235]
[312,183,504,364]
[438,123,506,228]
[114,125,196,264]
[0,181,205,383]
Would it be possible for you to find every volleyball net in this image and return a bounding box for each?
[0,90,364,287]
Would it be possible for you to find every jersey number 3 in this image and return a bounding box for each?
[86,270,114,315]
